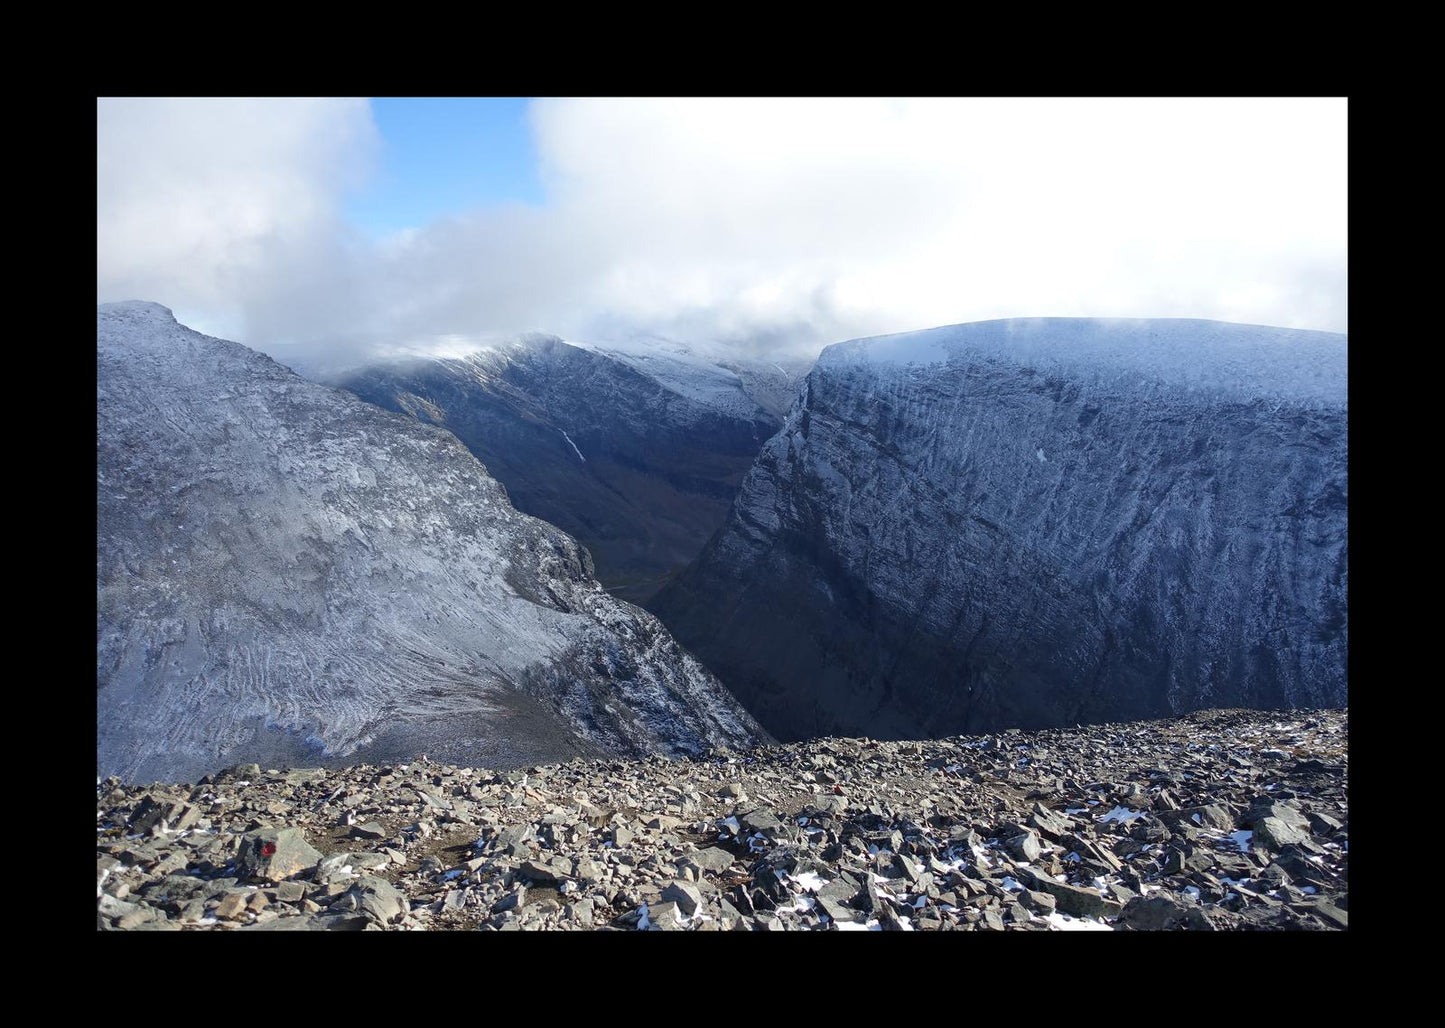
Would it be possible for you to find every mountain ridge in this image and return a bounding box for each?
[97,302,767,783]
[331,335,809,603]
[651,317,1347,742]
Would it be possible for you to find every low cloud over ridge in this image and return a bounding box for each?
[98,97,1347,370]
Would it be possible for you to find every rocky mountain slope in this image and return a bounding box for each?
[97,302,766,784]
[95,707,1348,931]
[652,318,1348,741]
[332,337,810,604]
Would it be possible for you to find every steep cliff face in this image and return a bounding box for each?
[333,337,806,604]
[97,303,765,783]
[651,318,1347,742]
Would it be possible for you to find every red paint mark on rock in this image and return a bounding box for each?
[261,842,277,858]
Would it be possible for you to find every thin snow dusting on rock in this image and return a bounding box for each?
[653,317,1347,743]
[824,318,1346,405]
[330,333,807,605]
[97,302,766,784]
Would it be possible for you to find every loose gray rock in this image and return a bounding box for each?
[661,880,705,915]
[1254,817,1308,851]
[1024,870,1123,919]
[237,828,323,882]
[336,876,407,924]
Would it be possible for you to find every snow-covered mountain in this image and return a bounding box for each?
[332,336,811,603]
[97,302,766,783]
[651,318,1348,741]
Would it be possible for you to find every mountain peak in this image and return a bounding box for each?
[821,317,1347,406]
[98,300,177,323]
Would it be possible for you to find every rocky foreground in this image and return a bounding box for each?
[96,707,1347,931]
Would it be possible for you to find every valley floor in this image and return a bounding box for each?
[96,707,1347,931]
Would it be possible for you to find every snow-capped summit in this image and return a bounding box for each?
[822,318,1345,405]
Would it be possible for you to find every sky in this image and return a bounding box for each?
[96,97,1347,371]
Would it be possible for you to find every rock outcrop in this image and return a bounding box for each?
[332,336,809,604]
[97,302,766,783]
[651,318,1347,741]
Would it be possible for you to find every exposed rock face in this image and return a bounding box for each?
[97,302,766,783]
[332,336,809,604]
[652,318,1347,742]
[95,707,1349,932]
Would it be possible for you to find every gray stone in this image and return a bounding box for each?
[891,853,923,883]
[1307,811,1343,834]
[1248,801,1310,832]
[818,895,859,923]
[1109,882,1139,906]
[567,900,595,926]
[684,847,736,875]
[269,881,307,903]
[661,880,705,915]
[128,796,166,835]
[1020,889,1056,915]
[491,887,526,913]
[237,827,323,882]
[1024,870,1123,919]
[1120,895,1216,931]
[352,821,388,839]
[1006,831,1042,862]
[739,809,785,835]
[646,901,686,930]
[337,876,407,924]
[1029,805,1072,838]
[1255,817,1308,851]
[1177,804,1234,832]
[520,858,572,883]
[1309,900,1348,929]
[116,906,161,930]
[214,892,250,920]
[879,903,911,931]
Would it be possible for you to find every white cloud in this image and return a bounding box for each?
[96,97,1347,369]
[96,97,379,341]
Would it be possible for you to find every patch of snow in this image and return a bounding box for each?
[793,871,828,893]
[1097,806,1146,824]
[558,429,586,463]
